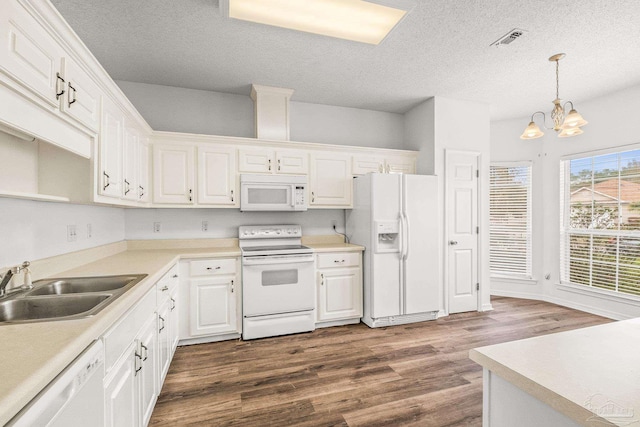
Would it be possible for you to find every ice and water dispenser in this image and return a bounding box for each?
[374,220,400,253]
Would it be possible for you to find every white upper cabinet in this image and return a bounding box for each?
[153,143,195,204]
[198,145,237,206]
[99,98,123,198]
[309,152,352,207]
[60,56,102,132]
[352,154,416,175]
[0,0,64,107]
[238,148,308,175]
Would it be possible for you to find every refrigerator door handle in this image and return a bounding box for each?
[402,212,410,261]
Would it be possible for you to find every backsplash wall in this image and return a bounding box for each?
[0,198,125,267]
[124,208,345,240]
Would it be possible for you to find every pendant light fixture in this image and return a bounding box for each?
[520,53,588,140]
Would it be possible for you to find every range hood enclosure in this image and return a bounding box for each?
[250,84,294,141]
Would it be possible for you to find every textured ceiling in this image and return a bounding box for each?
[51,0,640,120]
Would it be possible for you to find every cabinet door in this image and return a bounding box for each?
[104,343,138,427]
[189,276,237,336]
[198,146,237,206]
[122,126,139,201]
[0,0,64,107]
[137,316,157,427]
[169,287,179,354]
[152,143,195,204]
[238,148,274,173]
[317,267,362,322]
[276,150,308,175]
[99,99,123,198]
[138,139,150,202]
[60,57,101,131]
[309,152,352,207]
[386,156,416,174]
[157,301,171,383]
[352,155,385,175]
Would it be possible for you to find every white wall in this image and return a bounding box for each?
[0,198,125,268]
[490,83,640,319]
[116,80,405,149]
[403,98,435,174]
[125,208,344,240]
[0,131,38,193]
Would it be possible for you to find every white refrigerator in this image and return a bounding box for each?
[346,173,440,328]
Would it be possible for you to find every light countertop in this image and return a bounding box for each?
[469,318,640,426]
[0,238,363,425]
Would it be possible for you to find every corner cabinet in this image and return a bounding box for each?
[309,152,353,208]
[316,251,363,325]
[178,257,242,344]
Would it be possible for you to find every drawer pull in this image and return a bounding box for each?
[170,297,176,311]
[230,279,234,293]
[334,259,346,263]
[206,266,221,270]
[160,285,169,292]
[320,273,324,286]
[158,315,165,332]
[172,274,178,278]
[141,343,148,361]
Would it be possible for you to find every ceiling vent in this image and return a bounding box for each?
[490,28,526,47]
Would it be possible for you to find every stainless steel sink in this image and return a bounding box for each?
[0,294,111,323]
[0,274,147,325]
[27,275,146,296]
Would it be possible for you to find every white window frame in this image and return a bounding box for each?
[559,146,640,299]
[489,161,533,279]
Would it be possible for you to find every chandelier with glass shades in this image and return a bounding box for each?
[520,53,588,139]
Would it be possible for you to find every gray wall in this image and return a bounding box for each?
[116,80,405,149]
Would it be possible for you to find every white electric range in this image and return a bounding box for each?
[239,225,315,340]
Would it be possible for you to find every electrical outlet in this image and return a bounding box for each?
[86,223,92,239]
[67,225,77,242]
[202,220,208,232]
[153,222,161,233]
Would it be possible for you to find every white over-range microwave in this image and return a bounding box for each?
[240,174,308,211]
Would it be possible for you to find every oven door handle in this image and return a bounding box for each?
[242,256,314,266]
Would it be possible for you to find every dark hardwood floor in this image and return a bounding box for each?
[149,297,612,426]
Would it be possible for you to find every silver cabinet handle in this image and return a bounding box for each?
[159,315,165,332]
[311,192,315,203]
[268,159,272,171]
[188,188,193,202]
[170,297,176,311]
[134,349,142,375]
[206,266,221,271]
[139,185,144,199]
[141,343,148,361]
[230,189,234,202]
[278,158,281,171]
[449,240,458,245]
[55,72,65,99]
[67,82,77,106]
[172,274,178,278]
[161,285,168,291]
[124,179,130,195]
[102,172,110,191]
[334,259,345,263]
[320,273,324,286]
[230,279,234,293]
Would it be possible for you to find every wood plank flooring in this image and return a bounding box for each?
[149,297,612,426]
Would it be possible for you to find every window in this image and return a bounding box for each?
[560,149,640,296]
[489,163,532,278]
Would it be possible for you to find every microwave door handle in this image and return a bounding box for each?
[291,185,296,207]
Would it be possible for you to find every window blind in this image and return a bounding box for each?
[560,149,640,296]
[489,163,532,278]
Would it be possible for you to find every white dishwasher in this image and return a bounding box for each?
[8,340,105,427]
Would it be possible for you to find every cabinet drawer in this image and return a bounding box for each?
[189,258,236,276]
[317,252,361,269]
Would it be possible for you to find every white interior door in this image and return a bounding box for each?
[446,151,479,314]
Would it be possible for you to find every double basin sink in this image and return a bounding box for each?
[0,275,147,324]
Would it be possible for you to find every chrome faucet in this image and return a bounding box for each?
[0,269,14,297]
[0,261,31,297]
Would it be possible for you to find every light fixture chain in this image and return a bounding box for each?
[556,59,560,99]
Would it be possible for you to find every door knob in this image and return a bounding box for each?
[449,240,458,245]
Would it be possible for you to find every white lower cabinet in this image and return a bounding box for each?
[316,251,363,323]
[102,264,178,427]
[179,257,241,344]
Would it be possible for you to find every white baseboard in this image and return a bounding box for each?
[491,290,632,320]
[480,303,494,312]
